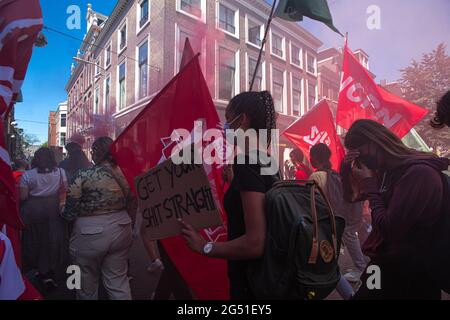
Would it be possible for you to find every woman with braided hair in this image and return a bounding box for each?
[179,91,279,299]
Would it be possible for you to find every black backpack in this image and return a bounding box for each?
[247,180,346,300]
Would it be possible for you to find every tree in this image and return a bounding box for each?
[400,43,450,156]
[40,141,48,148]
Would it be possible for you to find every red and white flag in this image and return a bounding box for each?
[111,53,229,299]
[0,0,43,264]
[0,231,25,300]
[337,44,428,138]
[283,100,345,171]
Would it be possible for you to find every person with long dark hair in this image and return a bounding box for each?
[59,142,92,182]
[343,119,450,300]
[179,91,279,299]
[62,137,133,300]
[19,147,69,290]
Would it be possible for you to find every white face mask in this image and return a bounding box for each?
[223,114,242,130]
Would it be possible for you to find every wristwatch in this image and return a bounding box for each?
[203,242,214,255]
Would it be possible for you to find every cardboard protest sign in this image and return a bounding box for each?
[135,158,223,240]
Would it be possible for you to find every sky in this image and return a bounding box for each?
[16,0,450,143]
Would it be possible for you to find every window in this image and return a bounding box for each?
[219,4,236,35]
[138,41,149,99]
[180,0,202,18]
[307,53,316,74]
[139,0,149,28]
[104,76,111,113]
[60,113,67,127]
[218,48,236,101]
[94,86,100,114]
[272,68,284,112]
[292,77,302,116]
[247,18,263,47]
[105,44,111,68]
[271,33,284,58]
[308,82,316,109]
[248,57,262,91]
[60,132,66,147]
[322,80,331,99]
[119,23,127,51]
[291,44,301,67]
[118,62,126,110]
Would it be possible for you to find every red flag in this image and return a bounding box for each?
[180,38,195,70]
[283,100,345,171]
[111,55,229,299]
[0,0,43,265]
[337,45,428,138]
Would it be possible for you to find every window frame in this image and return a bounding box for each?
[137,0,150,34]
[60,113,67,128]
[216,44,240,102]
[174,24,206,74]
[246,53,265,92]
[104,74,111,114]
[290,74,304,116]
[118,19,128,55]
[307,80,318,110]
[136,38,150,101]
[270,65,286,113]
[245,14,264,49]
[93,85,100,114]
[117,60,127,111]
[306,52,317,76]
[177,0,206,23]
[104,42,112,69]
[270,30,285,60]
[290,42,303,69]
[216,1,239,39]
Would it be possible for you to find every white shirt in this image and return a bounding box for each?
[0,231,25,300]
[20,168,68,197]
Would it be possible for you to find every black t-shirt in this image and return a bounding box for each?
[223,155,278,284]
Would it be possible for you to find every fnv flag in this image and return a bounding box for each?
[283,100,345,171]
[274,0,343,36]
[337,44,428,138]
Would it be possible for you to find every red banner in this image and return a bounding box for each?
[283,100,345,171]
[0,0,43,267]
[110,56,229,299]
[337,45,428,138]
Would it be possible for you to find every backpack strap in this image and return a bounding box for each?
[307,181,339,264]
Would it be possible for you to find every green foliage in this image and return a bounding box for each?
[400,43,450,156]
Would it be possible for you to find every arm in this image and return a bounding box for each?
[61,172,83,221]
[180,191,266,260]
[19,173,29,201]
[360,165,443,242]
[19,186,29,201]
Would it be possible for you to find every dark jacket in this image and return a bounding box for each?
[360,157,450,262]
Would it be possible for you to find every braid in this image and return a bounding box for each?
[260,91,277,145]
[260,91,277,131]
[227,91,278,146]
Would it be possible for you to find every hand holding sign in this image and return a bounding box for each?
[178,219,207,254]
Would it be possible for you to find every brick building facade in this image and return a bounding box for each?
[66,0,326,155]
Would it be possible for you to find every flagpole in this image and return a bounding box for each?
[249,0,278,91]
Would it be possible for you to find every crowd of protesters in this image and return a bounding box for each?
[10,89,450,300]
